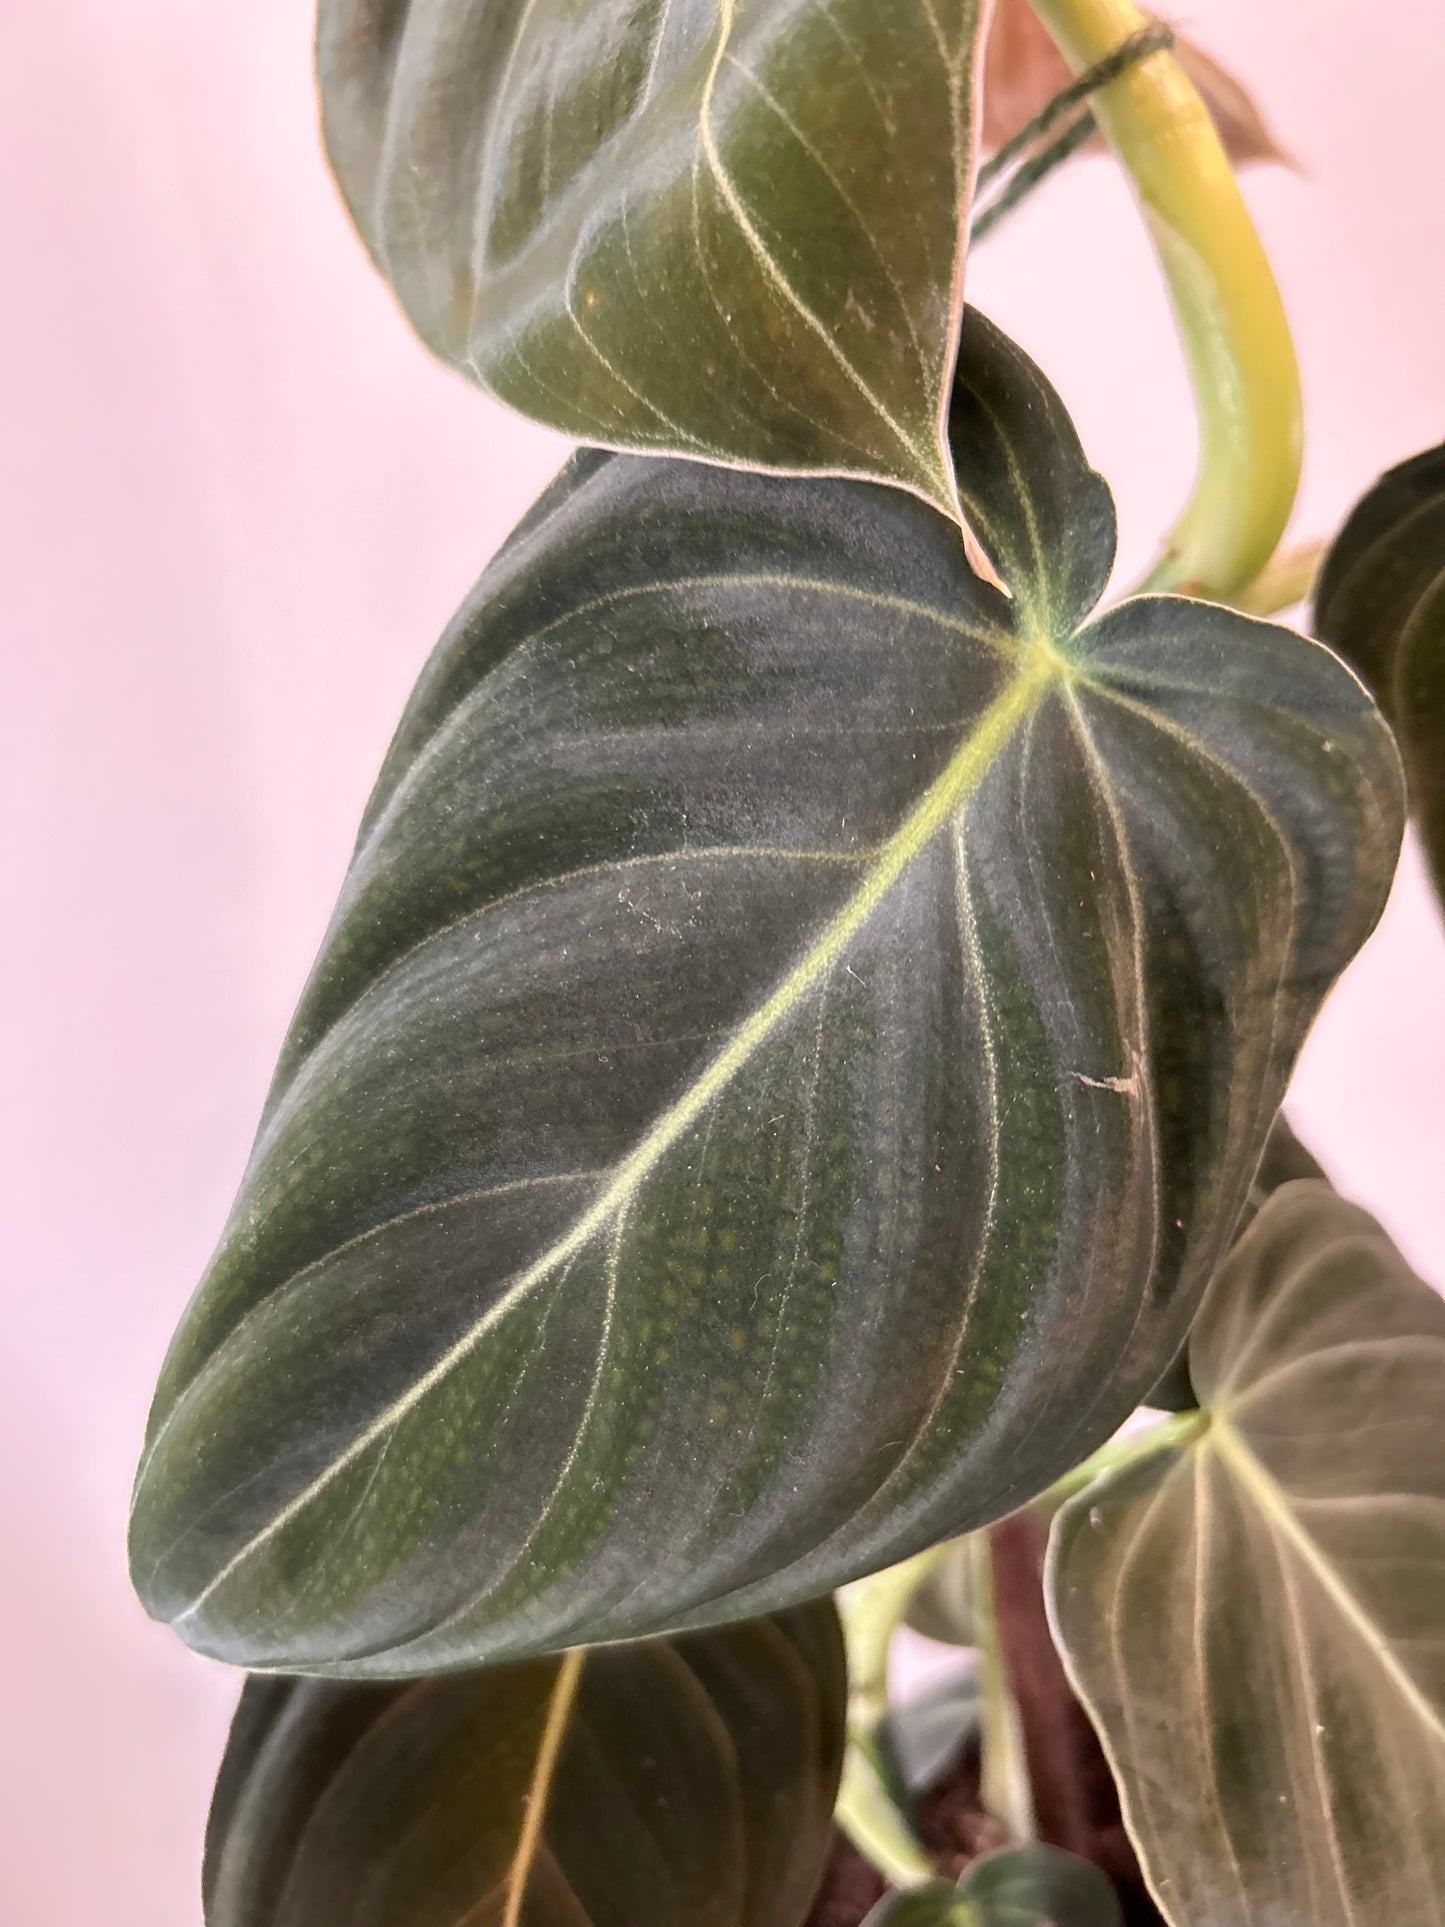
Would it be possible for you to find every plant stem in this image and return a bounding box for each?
[969,1535,1036,1844]
[1230,538,1325,616]
[972,25,1174,244]
[835,1747,939,1890]
[840,1545,948,1737]
[977,22,1172,184]
[835,1547,948,1887]
[1045,1406,1209,1508]
[1028,0,1302,599]
[834,1407,1210,1885]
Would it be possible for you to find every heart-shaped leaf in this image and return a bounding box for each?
[1047,1180,1445,1926]
[862,1845,1122,1926]
[319,0,987,519]
[204,1599,843,1927]
[128,311,1402,1676]
[1314,441,1445,903]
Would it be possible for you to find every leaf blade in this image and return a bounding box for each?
[860,1845,1123,1926]
[1314,440,1445,906]
[318,0,989,516]
[956,1842,1123,1925]
[1048,1181,1445,1926]
[129,316,1403,1676]
[203,1601,845,1927]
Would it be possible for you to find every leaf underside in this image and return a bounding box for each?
[204,1599,844,1927]
[1048,1181,1445,1927]
[128,312,1402,1676]
[318,0,986,518]
[1314,440,1445,904]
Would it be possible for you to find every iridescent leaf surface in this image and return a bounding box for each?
[129,313,1402,1675]
[1049,1181,1445,1927]
[204,1600,843,1927]
[1314,441,1445,903]
[320,0,987,518]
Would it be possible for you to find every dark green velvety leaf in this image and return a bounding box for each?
[861,1846,1121,1926]
[1249,1110,1324,1197]
[204,1599,843,1927]
[1048,1181,1445,1927]
[1146,1109,1325,1412]
[128,311,1402,1675]
[955,1844,1122,1925]
[319,0,986,520]
[1314,441,1445,900]
[1141,1343,1198,1415]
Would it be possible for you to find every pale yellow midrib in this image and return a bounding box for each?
[174,650,1055,1629]
[502,1647,587,1927]
[1209,1417,1445,1746]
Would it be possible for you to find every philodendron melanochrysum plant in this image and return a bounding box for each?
[128,2,1445,1923]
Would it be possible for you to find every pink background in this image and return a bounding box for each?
[4,5,1443,1920]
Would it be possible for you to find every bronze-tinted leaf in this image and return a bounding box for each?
[981,0,1291,170]
[980,0,1074,155]
[1171,39,1295,170]
[1049,1181,1445,1926]
[319,0,988,520]
[205,1600,844,1927]
[128,313,1401,1676]
[1314,441,1445,905]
